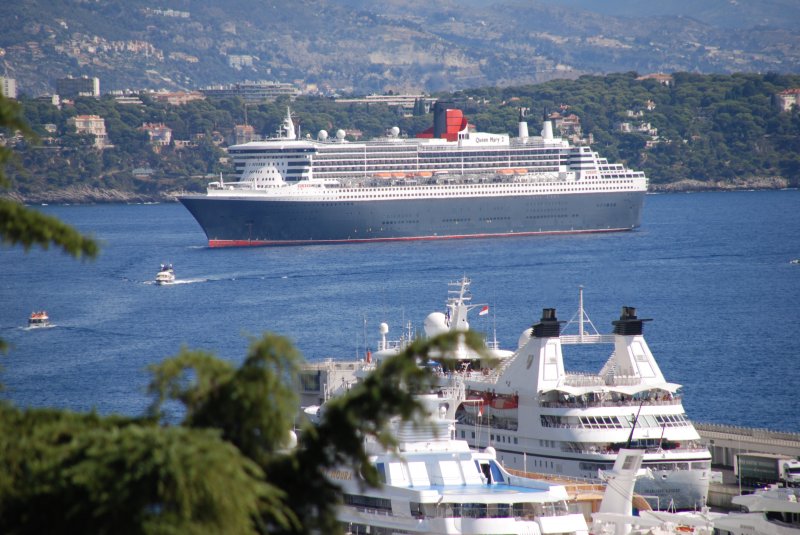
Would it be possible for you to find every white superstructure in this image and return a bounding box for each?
[212,105,647,201]
[297,279,712,511]
[326,393,591,535]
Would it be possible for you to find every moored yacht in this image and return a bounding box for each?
[328,393,591,535]
[297,278,712,511]
[452,295,711,511]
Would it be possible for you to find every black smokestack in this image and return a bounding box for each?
[612,306,652,336]
[433,101,452,138]
[532,308,563,338]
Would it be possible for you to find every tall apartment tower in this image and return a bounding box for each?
[56,76,100,98]
[0,77,17,99]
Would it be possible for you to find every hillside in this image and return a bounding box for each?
[1,1,799,96]
[3,72,800,203]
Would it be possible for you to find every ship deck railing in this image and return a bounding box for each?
[538,397,683,409]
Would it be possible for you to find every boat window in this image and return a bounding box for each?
[489,460,505,483]
[375,462,386,483]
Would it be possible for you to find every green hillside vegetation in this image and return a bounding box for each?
[4,72,800,201]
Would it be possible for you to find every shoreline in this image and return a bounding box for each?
[2,177,793,205]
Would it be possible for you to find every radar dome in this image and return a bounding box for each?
[390,126,400,137]
[317,129,328,141]
[424,312,449,337]
[336,129,346,140]
[517,328,532,349]
[379,322,389,335]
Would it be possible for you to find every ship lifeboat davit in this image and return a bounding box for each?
[463,392,519,416]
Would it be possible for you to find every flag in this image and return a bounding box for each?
[479,305,489,316]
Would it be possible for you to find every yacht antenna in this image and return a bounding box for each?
[579,285,584,341]
[626,400,645,448]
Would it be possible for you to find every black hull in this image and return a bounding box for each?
[178,191,645,247]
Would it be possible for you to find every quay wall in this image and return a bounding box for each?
[695,422,800,510]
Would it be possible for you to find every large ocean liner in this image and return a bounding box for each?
[178,102,648,246]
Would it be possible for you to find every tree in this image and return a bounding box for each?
[1,329,487,533]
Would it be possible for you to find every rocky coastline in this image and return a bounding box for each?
[647,176,790,193]
[2,177,793,205]
[3,185,185,205]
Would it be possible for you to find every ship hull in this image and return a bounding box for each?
[179,190,645,247]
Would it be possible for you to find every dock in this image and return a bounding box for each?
[695,422,800,509]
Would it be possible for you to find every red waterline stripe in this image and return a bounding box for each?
[207,227,632,247]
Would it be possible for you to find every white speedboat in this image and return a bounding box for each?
[297,278,712,511]
[27,311,50,328]
[155,263,175,285]
[328,393,591,535]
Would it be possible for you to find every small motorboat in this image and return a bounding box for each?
[791,258,800,265]
[155,263,175,285]
[28,311,50,328]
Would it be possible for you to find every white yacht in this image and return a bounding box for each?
[297,278,712,511]
[27,311,50,328]
[326,393,591,535]
[155,263,175,285]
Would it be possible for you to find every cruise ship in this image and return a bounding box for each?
[178,102,647,247]
[296,278,712,511]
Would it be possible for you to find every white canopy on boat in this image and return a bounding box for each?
[541,382,682,397]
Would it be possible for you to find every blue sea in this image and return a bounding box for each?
[1,190,799,432]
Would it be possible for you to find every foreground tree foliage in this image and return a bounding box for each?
[0,329,487,534]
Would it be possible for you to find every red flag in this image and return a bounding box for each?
[479,305,489,316]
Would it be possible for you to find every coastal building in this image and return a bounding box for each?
[232,124,257,145]
[0,77,17,99]
[200,81,299,103]
[636,73,674,87]
[56,76,100,98]
[140,123,172,147]
[149,91,205,106]
[68,114,108,149]
[114,95,144,106]
[775,89,800,112]
[36,94,61,108]
[334,94,436,116]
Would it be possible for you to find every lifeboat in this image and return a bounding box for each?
[514,168,528,174]
[417,171,433,178]
[498,169,515,175]
[490,394,519,410]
